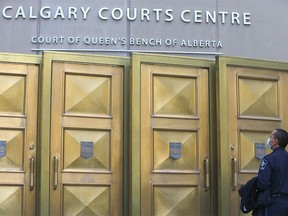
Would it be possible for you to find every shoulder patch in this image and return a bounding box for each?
[260,159,268,170]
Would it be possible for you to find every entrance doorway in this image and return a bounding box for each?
[1,52,288,215]
[216,56,288,215]
[40,52,130,215]
[0,54,41,215]
[129,53,215,216]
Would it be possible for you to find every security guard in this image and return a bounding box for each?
[257,128,288,216]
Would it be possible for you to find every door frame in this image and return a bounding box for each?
[40,51,130,216]
[216,56,288,216]
[130,53,217,215]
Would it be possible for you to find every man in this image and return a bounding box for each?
[257,128,288,216]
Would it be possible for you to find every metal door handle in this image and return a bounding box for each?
[53,156,58,190]
[232,157,237,190]
[204,158,210,191]
[30,157,34,191]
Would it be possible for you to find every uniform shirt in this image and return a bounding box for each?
[257,147,288,195]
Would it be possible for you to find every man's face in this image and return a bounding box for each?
[270,130,278,149]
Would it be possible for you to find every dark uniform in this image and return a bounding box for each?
[257,147,288,216]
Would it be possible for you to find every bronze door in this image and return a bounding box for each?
[0,54,40,215]
[216,56,288,215]
[4,52,288,216]
[130,54,214,216]
[40,52,128,216]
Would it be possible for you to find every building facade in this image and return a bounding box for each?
[0,0,288,215]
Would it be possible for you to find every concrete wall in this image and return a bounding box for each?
[0,0,287,61]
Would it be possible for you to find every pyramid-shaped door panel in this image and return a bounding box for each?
[64,129,110,170]
[0,130,24,170]
[153,75,197,117]
[239,131,272,171]
[64,185,110,216]
[65,74,111,116]
[153,130,197,171]
[0,75,25,115]
[238,77,278,118]
[153,186,198,216]
[0,186,22,215]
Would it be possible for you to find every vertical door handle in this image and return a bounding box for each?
[30,156,34,191]
[232,157,237,190]
[204,158,210,191]
[53,156,58,190]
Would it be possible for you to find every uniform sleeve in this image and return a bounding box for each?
[256,158,272,190]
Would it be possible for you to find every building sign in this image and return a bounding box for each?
[1,6,251,25]
[1,1,288,62]
[0,2,254,55]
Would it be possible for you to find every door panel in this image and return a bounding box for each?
[0,56,40,215]
[42,53,128,216]
[130,54,214,216]
[216,56,288,215]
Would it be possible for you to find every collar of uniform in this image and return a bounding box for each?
[273,146,285,152]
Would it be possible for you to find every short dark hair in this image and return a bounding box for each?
[274,128,288,148]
